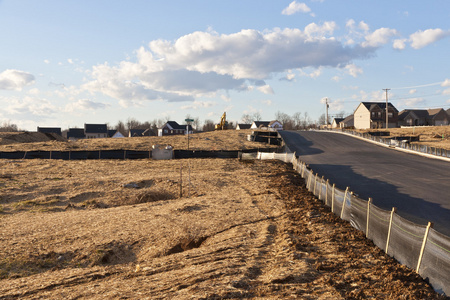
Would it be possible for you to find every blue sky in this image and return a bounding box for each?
[1,0,449,130]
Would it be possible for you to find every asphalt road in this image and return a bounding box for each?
[279,130,450,236]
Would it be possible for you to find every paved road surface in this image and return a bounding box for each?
[280,130,450,236]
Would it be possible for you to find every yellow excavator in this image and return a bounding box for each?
[215,112,228,130]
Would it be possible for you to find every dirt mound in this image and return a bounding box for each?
[0,132,67,145]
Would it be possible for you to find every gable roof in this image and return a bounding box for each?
[359,102,398,112]
[163,121,193,131]
[236,124,252,129]
[85,124,107,134]
[252,121,270,128]
[398,109,448,121]
[37,127,62,135]
[108,130,118,137]
[332,118,344,124]
[67,128,85,138]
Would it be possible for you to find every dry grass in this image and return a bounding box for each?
[355,125,450,149]
[0,129,271,152]
[0,159,443,299]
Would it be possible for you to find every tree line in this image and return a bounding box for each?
[0,111,342,134]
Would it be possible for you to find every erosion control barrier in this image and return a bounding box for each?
[250,151,449,296]
[0,147,281,161]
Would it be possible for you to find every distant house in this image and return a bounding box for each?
[354,102,399,129]
[84,124,108,139]
[66,128,85,141]
[37,127,62,136]
[108,130,124,138]
[236,124,252,130]
[250,120,283,130]
[250,121,270,129]
[331,118,344,129]
[129,129,154,137]
[340,115,354,129]
[158,121,193,136]
[398,108,449,126]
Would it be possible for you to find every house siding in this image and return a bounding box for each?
[354,104,371,129]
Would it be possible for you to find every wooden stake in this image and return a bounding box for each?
[366,198,372,238]
[416,222,434,273]
[331,184,335,213]
[340,187,349,219]
[385,207,397,253]
[325,179,329,205]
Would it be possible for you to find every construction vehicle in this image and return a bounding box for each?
[215,112,228,130]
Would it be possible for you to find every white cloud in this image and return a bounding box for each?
[345,64,363,77]
[262,99,272,106]
[441,79,450,87]
[221,94,231,102]
[44,59,50,64]
[65,99,109,112]
[304,22,336,39]
[68,58,74,64]
[0,69,35,90]
[393,38,407,50]
[332,76,341,82]
[83,27,384,105]
[257,85,274,94]
[409,89,417,95]
[2,95,56,117]
[442,89,450,95]
[282,1,311,15]
[409,28,450,49]
[362,28,398,48]
[180,100,216,110]
[399,97,426,107]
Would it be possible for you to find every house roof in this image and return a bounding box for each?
[398,109,447,121]
[236,124,252,129]
[67,128,85,138]
[108,130,118,137]
[37,127,62,135]
[268,120,282,126]
[163,121,193,131]
[252,121,270,128]
[85,124,107,134]
[360,102,398,112]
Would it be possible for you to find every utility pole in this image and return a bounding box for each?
[383,89,390,129]
[325,97,329,126]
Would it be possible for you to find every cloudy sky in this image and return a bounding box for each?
[1,0,449,130]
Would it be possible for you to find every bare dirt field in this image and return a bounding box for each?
[0,156,445,299]
[356,126,450,150]
[0,130,446,299]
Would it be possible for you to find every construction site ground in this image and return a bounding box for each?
[0,156,444,299]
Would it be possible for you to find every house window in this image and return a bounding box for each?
[378,112,381,117]
[388,113,393,118]
[371,112,375,117]
[164,129,168,133]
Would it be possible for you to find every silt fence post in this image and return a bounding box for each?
[331,184,336,213]
[385,207,397,253]
[416,222,434,273]
[366,198,372,238]
[340,187,349,219]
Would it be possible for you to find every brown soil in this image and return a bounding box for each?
[0,130,270,152]
[0,158,444,299]
[356,126,450,150]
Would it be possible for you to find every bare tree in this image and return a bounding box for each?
[202,119,215,131]
[292,112,302,130]
[318,113,326,126]
[252,112,262,121]
[0,121,19,132]
[241,114,253,124]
